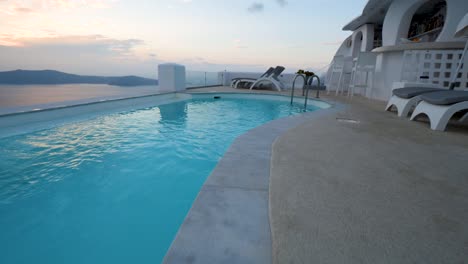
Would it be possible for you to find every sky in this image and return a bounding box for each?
[0,0,367,78]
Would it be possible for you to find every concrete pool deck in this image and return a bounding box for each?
[186,86,468,263]
[270,94,468,263]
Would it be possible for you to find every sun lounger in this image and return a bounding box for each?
[410,91,468,131]
[387,12,468,122]
[405,13,468,130]
[231,67,275,88]
[248,66,285,91]
[385,87,445,117]
[233,66,285,91]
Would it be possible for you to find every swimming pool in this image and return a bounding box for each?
[0,93,326,263]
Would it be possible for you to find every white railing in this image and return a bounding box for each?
[401,49,468,89]
[185,71,222,88]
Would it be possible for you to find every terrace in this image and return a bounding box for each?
[1,0,467,263]
[161,85,468,263]
[1,78,467,263]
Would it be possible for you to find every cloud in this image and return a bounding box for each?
[0,35,146,61]
[0,0,112,15]
[276,0,287,7]
[0,35,144,55]
[13,7,34,13]
[39,0,112,9]
[0,3,35,15]
[0,35,159,77]
[247,2,264,13]
[247,0,287,13]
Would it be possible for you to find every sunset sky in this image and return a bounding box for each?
[0,0,367,78]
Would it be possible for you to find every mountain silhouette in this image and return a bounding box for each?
[0,70,158,86]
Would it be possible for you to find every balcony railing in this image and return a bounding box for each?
[401,49,468,89]
[185,71,222,89]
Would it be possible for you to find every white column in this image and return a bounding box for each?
[158,63,186,92]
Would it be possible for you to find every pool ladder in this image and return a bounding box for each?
[290,74,321,110]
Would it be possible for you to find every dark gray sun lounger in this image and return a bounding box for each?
[231,67,275,88]
[419,90,468,105]
[233,66,286,91]
[392,87,445,99]
[385,87,446,117]
[247,66,285,91]
[410,90,468,131]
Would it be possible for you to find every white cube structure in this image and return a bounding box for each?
[158,63,186,92]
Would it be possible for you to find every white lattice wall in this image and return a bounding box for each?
[401,49,468,89]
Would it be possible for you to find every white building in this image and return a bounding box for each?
[328,0,468,101]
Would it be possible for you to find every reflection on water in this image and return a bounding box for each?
[0,84,158,108]
[159,101,188,123]
[0,108,163,203]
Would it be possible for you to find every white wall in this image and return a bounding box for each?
[333,24,375,59]
[438,0,468,41]
[327,0,468,101]
[354,24,375,53]
[158,63,186,92]
[370,0,468,101]
[382,0,468,46]
[383,0,423,46]
[333,36,353,58]
[372,51,405,100]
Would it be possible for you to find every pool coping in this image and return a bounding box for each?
[0,92,196,139]
[0,90,329,118]
[0,92,166,117]
[163,94,342,263]
[0,91,331,139]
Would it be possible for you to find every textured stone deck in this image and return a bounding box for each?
[270,94,468,264]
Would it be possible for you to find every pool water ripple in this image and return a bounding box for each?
[0,97,319,263]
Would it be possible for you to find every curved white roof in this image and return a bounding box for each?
[342,0,394,31]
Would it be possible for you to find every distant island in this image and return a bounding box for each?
[0,70,158,87]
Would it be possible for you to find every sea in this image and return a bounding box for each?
[0,84,159,109]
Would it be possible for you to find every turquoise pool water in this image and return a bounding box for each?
[0,95,320,263]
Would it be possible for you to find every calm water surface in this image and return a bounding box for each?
[0,84,158,108]
[0,97,319,264]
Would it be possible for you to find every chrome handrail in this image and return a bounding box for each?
[291,74,321,110]
[290,74,306,105]
[304,74,321,109]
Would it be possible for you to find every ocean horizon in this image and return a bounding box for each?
[0,84,159,109]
